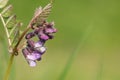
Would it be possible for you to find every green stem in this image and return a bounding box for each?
[3,54,14,80]
[0,7,39,79]
[2,14,33,80]
[2,26,30,80]
[0,13,14,80]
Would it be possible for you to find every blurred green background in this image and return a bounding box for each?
[0,0,120,80]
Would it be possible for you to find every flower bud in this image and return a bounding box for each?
[28,60,36,67]
[27,51,41,60]
[39,34,49,40]
[25,32,35,39]
[36,46,46,54]
[34,41,43,48]
[22,48,29,58]
[38,31,49,40]
[27,39,35,48]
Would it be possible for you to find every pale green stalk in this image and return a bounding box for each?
[0,13,14,80]
[3,54,14,80]
[0,14,11,46]
[0,12,31,80]
[59,24,93,80]
[96,53,104,80]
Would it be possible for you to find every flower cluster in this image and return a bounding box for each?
[22,21,57,67]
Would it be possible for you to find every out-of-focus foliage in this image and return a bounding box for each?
[0,0,9,8]
[0,0,120,80]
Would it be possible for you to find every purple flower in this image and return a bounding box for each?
[25,32,35,39]
[39,34,49,40]
[27,51,41,60]
[22,48,42,67]
[27,39,35,48]
[22,48,29,58]
[22,48,36,67]
[38,30,49,40]
[34,41,46,54]
[45,22,57,33]
[45,28,57,33]
[22,21,57,67]
[35,46,46,54]
[28,60,36,67]
[34,41,43,47]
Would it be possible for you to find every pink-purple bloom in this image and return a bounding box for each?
[22,21,57,67]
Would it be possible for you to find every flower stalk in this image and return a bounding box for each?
[2,20,35,80]
[3,53,14,80]
[0,13,15,80]
[0,13,34,80]
[0,1,57,80]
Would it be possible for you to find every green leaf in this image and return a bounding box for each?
[11,27,19,46]
[32,3,52,25]
[1,5,13,18]
[10,22,22,47]
[0,0,9,8]
[6,14,16,29]
[9,22,22,37]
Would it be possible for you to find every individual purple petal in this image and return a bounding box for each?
[34,41,46,54]
[25,32,35,39]
[26,51,41,60]
[36,46,46,54]
[45,22,57,33]
[22,48,29,58]
[28,60,36,67]
[34,41,43,48]
[27,39,35,48]
[45,28,57,33]
[26,47,33,53]
[39,46,46,53]
[40,34,49,40]
[45,28,55,33]
[53,28,57,33]
[38,31,49,40]
[22,48,36,67]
